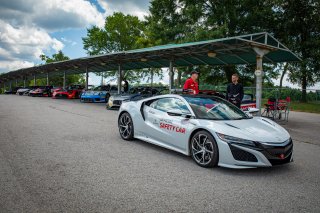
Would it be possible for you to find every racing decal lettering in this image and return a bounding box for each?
[159,118,173,124]
[159,122,186,134]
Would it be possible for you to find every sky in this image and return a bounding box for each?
[0,0,153,84]
[0,0,318,89]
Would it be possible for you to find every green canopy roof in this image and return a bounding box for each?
[0,32,300,83]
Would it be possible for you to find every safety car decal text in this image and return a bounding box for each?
[160,122,186,134]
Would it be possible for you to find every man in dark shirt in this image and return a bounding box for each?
[226,74,244,108]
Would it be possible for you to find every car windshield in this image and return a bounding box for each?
[93,85,109,91]
[183,96,251,120]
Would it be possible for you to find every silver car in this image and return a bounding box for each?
[118,94,293,169]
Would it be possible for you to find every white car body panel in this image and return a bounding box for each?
[118,94,293,169]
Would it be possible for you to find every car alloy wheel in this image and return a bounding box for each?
[191,131,218,168]
[118,112,134,140]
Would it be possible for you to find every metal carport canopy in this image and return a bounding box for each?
[0,32,301,115]
[0,32,300,82]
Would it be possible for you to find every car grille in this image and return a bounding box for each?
[55,94,68,98]
[113,100,122,105]
[82,98,93,102]
[229,145,258,162]
[260,139,293,166]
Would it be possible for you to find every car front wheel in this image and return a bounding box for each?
[118,112,134,140]
[190,131,219,168]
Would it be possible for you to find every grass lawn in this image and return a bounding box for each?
[289,101,320,114]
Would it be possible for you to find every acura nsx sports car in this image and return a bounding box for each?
[80,85,118,103]
[118,94,293,169]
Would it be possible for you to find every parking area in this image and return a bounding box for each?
[0,95,319,212]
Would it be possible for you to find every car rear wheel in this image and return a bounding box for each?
[190,131,218,168]
[118,112,134,140]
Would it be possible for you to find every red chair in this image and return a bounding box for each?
[262,98,278,119]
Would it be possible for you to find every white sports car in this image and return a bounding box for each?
[118,94,293,169]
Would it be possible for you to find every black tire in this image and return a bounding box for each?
[190,131,219,168]
[118,112,134,140]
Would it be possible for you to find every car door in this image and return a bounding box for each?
[143,97,193,151]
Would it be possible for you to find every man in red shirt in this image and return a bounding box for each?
[183,70,199,94]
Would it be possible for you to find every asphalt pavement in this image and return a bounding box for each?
[0,95,319,213]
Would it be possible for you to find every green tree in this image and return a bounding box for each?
[83,12,161,83]
[37,51,84,86]
[274,0,320,102]
[147,0,279,86]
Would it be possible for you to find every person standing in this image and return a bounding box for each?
[183,70,199,94]
[226,74,244,108]
[123,79,129,93]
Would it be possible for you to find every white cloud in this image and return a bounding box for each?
[61,37,77,46]
[97,0,150,20]
[0,0,107,73]
[0,0,106,30]
[0,60,34,71]
[0,20,64,72]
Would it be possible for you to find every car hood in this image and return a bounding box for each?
[196,117,290,143]
[17,88,30,92]
[83,90,106,94]
[112,94,136,100]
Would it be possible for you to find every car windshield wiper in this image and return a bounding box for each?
[232,116,253,120]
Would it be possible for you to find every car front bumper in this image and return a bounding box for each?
[81,95,106,103]
[107,99,123,109]
[216,137,293,168]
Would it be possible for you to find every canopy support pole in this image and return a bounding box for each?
[101,72,104,85]
[33,74,36,86]
[3,83,5,92]
[85,66,89,90]
[150,68,154,88]
[117,64,122,94]
[253,47,270,116]
[15,79,18,87]
[63,70,66,89]
[23,78,26,88]
[9,81,12,90]
[169,60,174,93]
[46,72,49,86]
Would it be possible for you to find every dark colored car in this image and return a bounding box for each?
[4,87,22,94]
[106,86,164,109]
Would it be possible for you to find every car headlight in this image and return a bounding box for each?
[216,133,256,147]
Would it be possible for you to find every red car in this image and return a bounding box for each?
[52,84,85,99]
